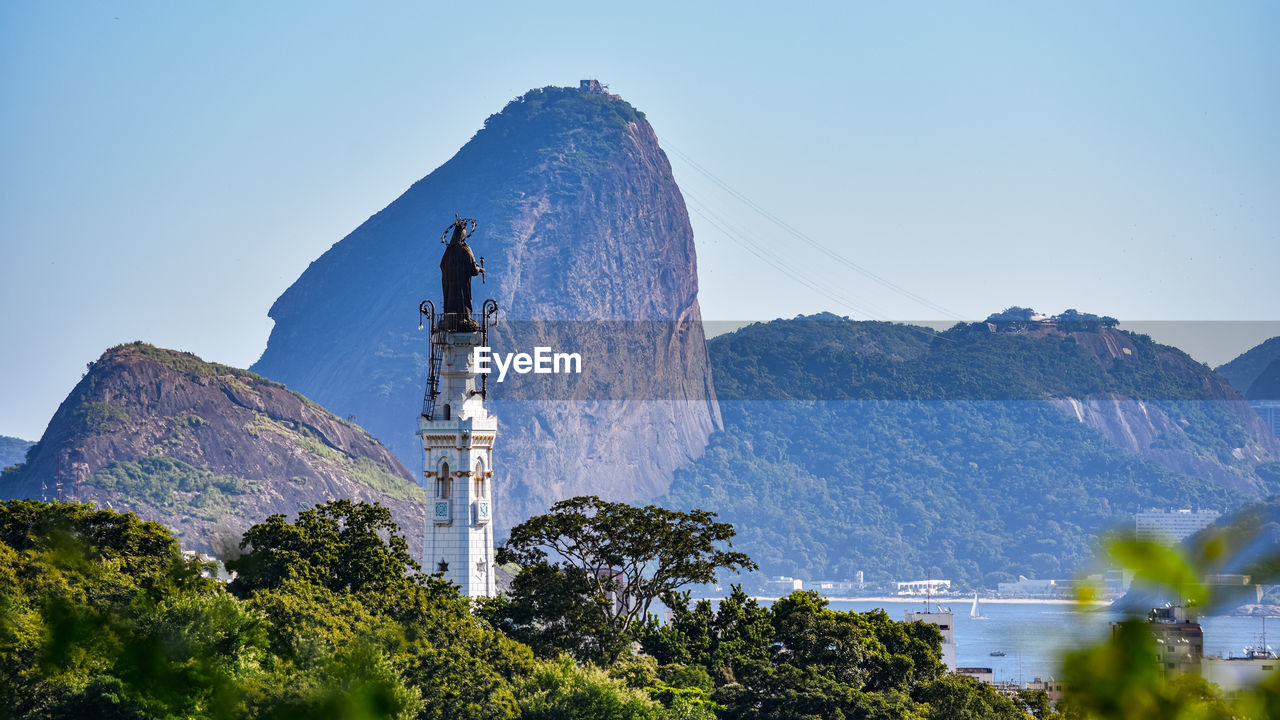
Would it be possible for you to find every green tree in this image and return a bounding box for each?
[491,496,755,664]
[227,499,418,598]
[230,500,533,720]
[0,500,263,719]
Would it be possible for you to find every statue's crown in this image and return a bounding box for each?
[442,215,476,244]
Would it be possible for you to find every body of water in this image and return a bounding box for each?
[824,599,1274,684]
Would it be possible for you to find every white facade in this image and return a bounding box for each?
[419,329,498,598]
[906,609,957,671]
[1135,509,1221,544]
[1203,655,1279,692]
[897,579,951,595]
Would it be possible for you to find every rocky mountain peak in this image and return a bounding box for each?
[1,342,423,555]
[252,84,721,530]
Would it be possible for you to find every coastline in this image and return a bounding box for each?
[741,595,1114,607]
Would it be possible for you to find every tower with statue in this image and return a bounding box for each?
[417,216,499,597]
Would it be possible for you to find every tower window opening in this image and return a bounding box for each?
[474,459,486,498]
[443,404,451,420]
[437,462,451,498]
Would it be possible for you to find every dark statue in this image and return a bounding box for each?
[440,217,481,330]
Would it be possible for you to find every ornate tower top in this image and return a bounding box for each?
[418,215,499,597]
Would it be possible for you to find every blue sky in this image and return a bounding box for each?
[2,2,1278,439]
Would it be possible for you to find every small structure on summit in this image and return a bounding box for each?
[418,216,499,597]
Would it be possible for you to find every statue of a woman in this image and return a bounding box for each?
[440,219,480,329]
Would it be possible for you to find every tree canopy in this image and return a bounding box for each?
[492,496,755,663]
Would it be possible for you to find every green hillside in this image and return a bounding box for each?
[660,313,1280,587]
[0,342,423,557]
[0,436,33,470]
[1216,336,1280,396]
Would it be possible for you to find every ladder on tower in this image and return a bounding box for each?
[422,338,442,420]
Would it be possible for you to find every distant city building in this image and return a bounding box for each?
[1102,569,1135,596]
[997,576,1058,597]
[896,579,951,595]
[906,608,957,671]
[1203,653,1279,692]
[761,576,804,596]
[1135,508,1221,544]
[1252,401,1280,438]
[1121,606,1203,677]
[957,667,993,684]
[1023,677,1067,704]
[813,579,861,595]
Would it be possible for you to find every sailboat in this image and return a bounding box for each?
[970,593,989,620]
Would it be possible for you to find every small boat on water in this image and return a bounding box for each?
[970,593,988,620]
[990,651,1007,657]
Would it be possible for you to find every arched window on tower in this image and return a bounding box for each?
[474,459,486,498]
[443,404,451,420]
[436,461,451,498]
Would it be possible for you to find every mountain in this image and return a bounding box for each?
[658,311,1280,587]
[1245,359,1280,402]
[0,436,33,470]
[0,343,423,556]
[251,83,719,530]
[1217,336,1280,397]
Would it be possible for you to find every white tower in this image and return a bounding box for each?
[418,214,498,598]
[418,317,498,597]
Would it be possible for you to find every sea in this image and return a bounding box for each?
[817,599,1275,684]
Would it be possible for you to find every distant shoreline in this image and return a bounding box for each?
[739,595,1114,607]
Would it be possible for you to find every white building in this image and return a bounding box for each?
[761,576,804,595]
[1252,401,1280,439]
[906,608,957,671]
[997,576,1058,597]
[1135,508,1221,544]
[419,315,498,598]
[956,667,993,684]
[1203,654,1279,692]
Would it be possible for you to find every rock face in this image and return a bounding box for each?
[251,84,720,532]
[0,343,423,557]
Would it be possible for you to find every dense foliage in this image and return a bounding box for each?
[487,496,755,664]
[1246,359,1280,401]
[1215,335,1280,397]
[660,314,1275,586]
[642,587,1033,720]
[1,499,1046,719]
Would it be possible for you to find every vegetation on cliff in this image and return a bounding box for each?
[0,342,422,556]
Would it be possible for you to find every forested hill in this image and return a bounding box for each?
[660,311,1280,588]
[1216,336,1280,397]
[0,343,424,556]
[0,436,33,470]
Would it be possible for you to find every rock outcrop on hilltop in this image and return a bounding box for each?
[0,343,423,557]
[252,84,720,531]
